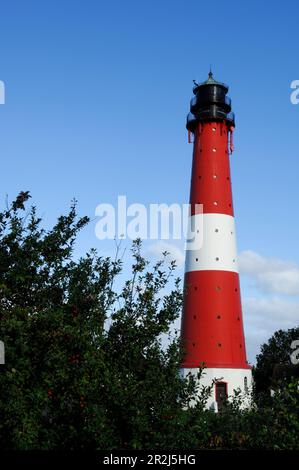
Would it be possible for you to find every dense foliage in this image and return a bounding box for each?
[0,194,298,450]
[254,327,299,396]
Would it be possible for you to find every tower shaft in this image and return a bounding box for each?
[182,121,249,369]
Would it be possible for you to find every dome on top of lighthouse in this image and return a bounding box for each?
[193,70,229,95]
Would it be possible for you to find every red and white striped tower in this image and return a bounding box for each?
[180,72,252,410]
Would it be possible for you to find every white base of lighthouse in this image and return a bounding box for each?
[180,367,253,411]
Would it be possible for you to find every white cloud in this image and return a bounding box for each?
[242,296,299,363]
[239,250,299,361]
[144,242,185,269]
[239,250,299,295]
[243,297,299,337]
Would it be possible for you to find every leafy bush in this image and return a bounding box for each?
[0,194,298,450]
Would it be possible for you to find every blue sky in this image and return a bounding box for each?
[0,0,298,362]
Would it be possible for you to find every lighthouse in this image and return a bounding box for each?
[180,71,252,411]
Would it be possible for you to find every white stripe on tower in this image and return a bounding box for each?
[185,213,238,273]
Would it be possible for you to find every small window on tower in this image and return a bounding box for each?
[244,376,248,393]
[216,382,228,411]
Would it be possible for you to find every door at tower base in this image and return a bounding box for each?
[180,367,253,411]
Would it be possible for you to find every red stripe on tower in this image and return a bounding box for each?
[180,71,252,411]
